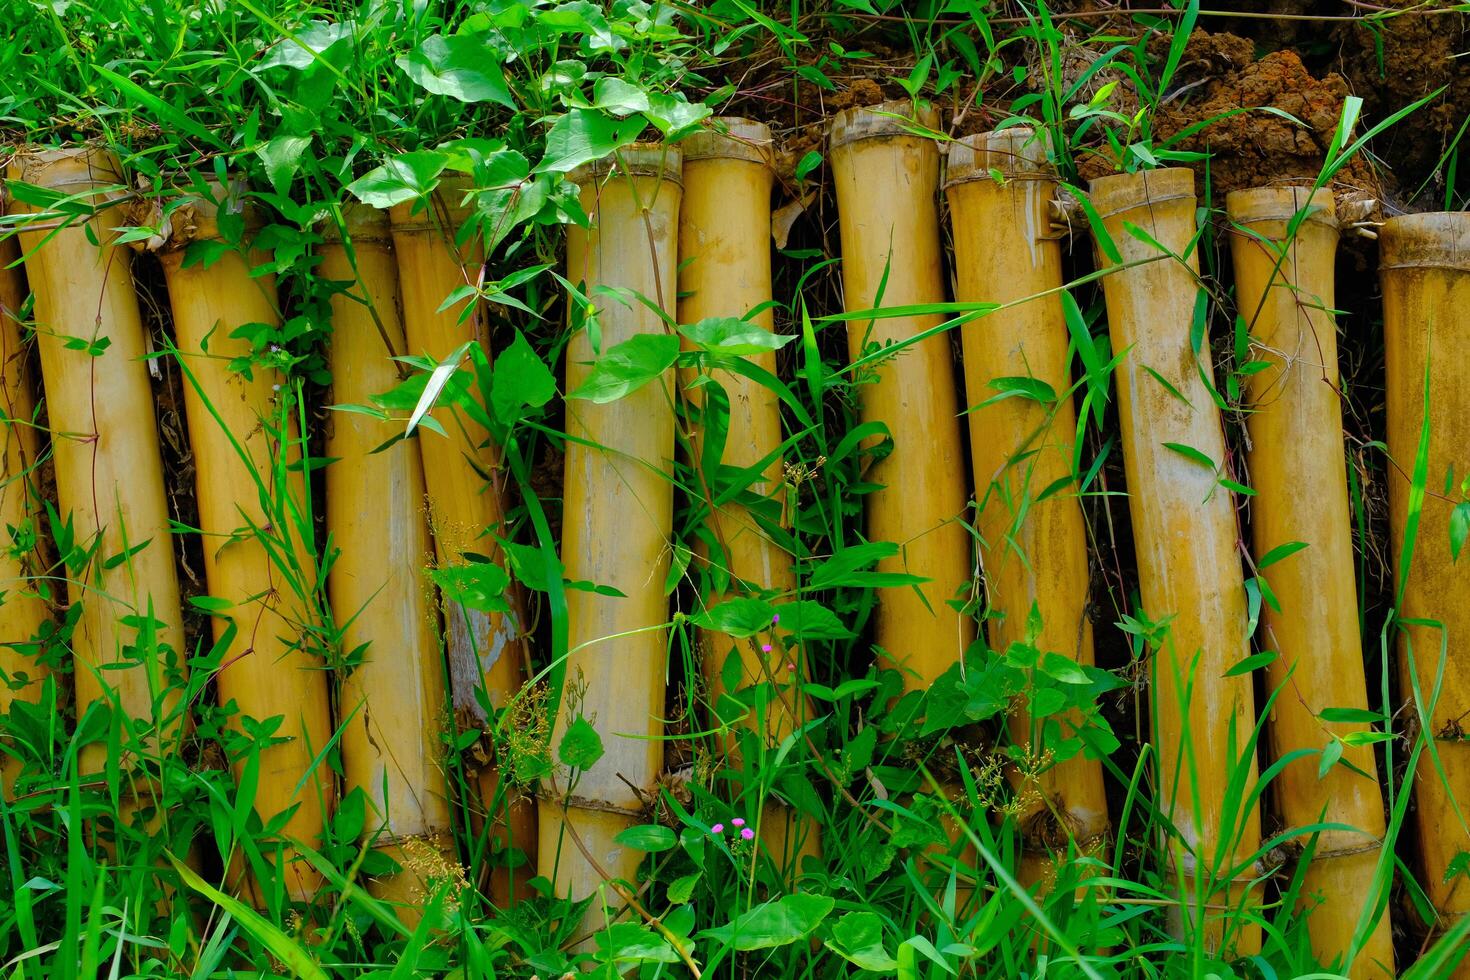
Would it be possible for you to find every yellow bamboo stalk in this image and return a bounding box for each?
[944,129,1109,886]
[319,204,456,918]
[389,181,535,905]
[1089,168,1260,952]
[159,180,333,903]
[828,101,974,692]
[6,147,187,785]
[0,200,52,795]
[1380,211,1470,971]
[677,119,819,878]
[540,146,678,937]
[1227,187,1392,977]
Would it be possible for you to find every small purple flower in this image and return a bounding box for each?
[731,817,745,828]
[711,823,724,834]
[761,643,772,653]
[772,613,780,625]
[740,828,755,841]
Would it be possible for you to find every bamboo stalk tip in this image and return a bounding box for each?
[5,143,123,192]
[1086,167,1195,221]
[1380,211,1470,272]
[679,117,774,167]
[163,177,255,252]
[568,143,683,189]
[828,99,941,151]
[319,201,392,245]
[387,172,477,231]
[943,125,1053,189]
[1224,185,1336,228]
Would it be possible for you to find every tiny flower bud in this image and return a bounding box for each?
[711,823,724,834]
[732,817,745,828]
[761,643,772,652]
[741,828,755,840]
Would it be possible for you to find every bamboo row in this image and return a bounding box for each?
[1380,212,1470,975]
[676,118,819,879]
[945,128,1110,886]
[1225,187,1393,977]
[540,146,679,938]
[319,205,457,919]
[6,147,188,793]
[0,195,51,794]
[1088,168,1261,952]
[389,182,535,904]
[160,180,333,903]
[828,101,974,694]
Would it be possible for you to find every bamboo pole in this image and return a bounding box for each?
[540,146,679,937]
[1226,187,1392,977]
[5,147,187,788]
[828,101,974,693]
[319,204,456,919]
[389,182,535,905]
[677,119,819,879]
[0,200,52,795]
[1380,211,1470,971]
[159,180,333,903]
[1088,168,1261,952]
[944,129,1110,886]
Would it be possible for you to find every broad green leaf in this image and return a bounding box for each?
[807,542,927,590]
[1258,540,1309,569]
[346,151,448,208]
[492,330,557,424]
[677,317,794,356]
[613,824,677,852]
[569,333,678,403]
[259,20,351,71]
[690,597,776,638]
[396,33,514,108]
[407,340,472,434]
[594,76,651,116]
[559,717,604,770]
[1162,441,1215,470]
[826,911,898,971]
[1319,706,1382,725]
[702,893,834,951]
[644,92,711,135]
[1224,651,1276,677]
[537,108,644,174]
[595,923,679,965]
[1318,737,1344,779]
[428,562,510,614]
[1451,501,1470,562]
[256,134,312,194]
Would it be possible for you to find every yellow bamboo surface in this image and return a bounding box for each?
[1226,187,1392,977]
[540,146,679,933]
[945,129,1109,879]
[0,205,52,794]
[160,181,333,902]
[1380,211,1470,966]
[1089,168,1260,952]
[829,101,974,691]
[319,204,455,914]
[389,181,534,904]
[6,147,186,779]
[677,118,819,879]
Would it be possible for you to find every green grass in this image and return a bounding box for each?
[0,0,1469,977]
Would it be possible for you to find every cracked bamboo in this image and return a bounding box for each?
[389,182,534,905]
[0,201,51,795]
[829,101,974,693]
[540,147,679,937]
[6,147,187,787]
[945,129,1109,885]
[1089,168,1260,953]
[1380,212,1470,972]
[677,118,819,880]
[320,204,455,918]
[161,180,333,903]
[1227,186,1392,978]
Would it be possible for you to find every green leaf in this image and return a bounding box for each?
[1258,540,1309,569]
[613,824,677,852]
[492,330,557,424]
[537,108,644,174]
[259,20,351,71]
[1319,706,1383,725]
[644,92,711,136]
[690,597,776,638]
[1318,737,1344,779]
[676,317,794,356]
[570,333,678,403]
[1451,501,1470,562]
[1039,652,1091,686]
[826,911,898,971]
[1162,441,1216,470]
[188,595,234,613]
[256,135,311,195]
[346,151,448,208]
[972,375,1057,410]
[168,853,328,980]
[396,33,514,108]
[702,893,835,951]
[559,717,604,770]
[594,923,680,965]
[1224,651,1276,677]
[593,77,651,116]
[667,872,700,904]
[806,542,927,590]
[428,562,510,614]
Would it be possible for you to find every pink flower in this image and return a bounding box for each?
[761,644,772,653]
[711,823,724,834]
[732,817,745,828]
[740,828,755,840]
[772,614,780,624]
